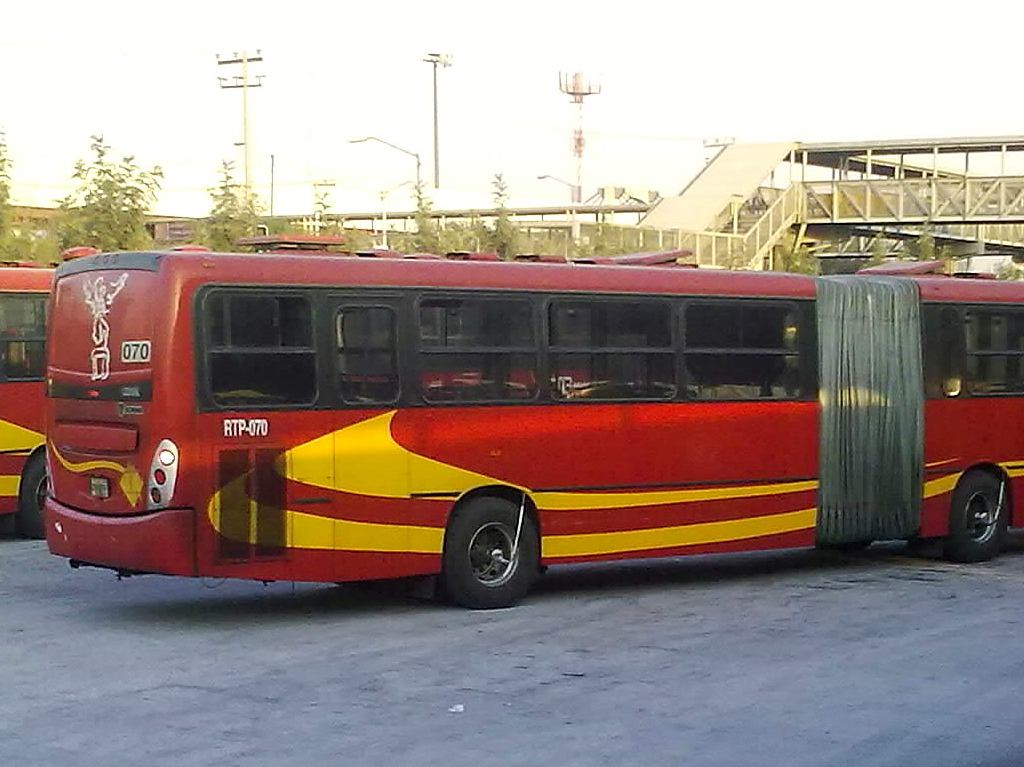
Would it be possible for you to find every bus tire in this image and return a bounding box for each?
[441,496,539,609]
[944,471,1007,563]
[16,453,47,540]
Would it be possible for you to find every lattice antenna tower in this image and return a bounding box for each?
[559,71,602,204]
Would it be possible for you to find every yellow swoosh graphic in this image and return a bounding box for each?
[50,443,127,476]
[0,418,43,454]
[207,475,443,554]
[0,475,20,498]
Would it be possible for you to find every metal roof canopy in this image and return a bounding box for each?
[797,136,1024,177]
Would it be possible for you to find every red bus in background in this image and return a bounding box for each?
[0,264,51,537]
[42,249,1024,607]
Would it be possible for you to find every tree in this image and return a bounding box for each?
[0,131,11,250]
[487,173,518,259]
[201,161,258,250]
[57,135,162,252]
[412,182,442,254]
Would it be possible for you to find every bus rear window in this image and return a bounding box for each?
[0,293,46,381]
[203,292,317,407]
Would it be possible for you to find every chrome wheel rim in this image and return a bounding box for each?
[966,490,999,543]
[468,522,517,587]
[34,475,47,514]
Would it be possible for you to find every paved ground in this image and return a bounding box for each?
[2,536,1023,767]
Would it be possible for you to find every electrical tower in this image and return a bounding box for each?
[216,50,265,199]
[559,71,601,204]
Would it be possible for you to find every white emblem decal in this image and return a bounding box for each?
[83,273,129,381]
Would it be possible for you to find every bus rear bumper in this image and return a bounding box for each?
[44,499,196,577]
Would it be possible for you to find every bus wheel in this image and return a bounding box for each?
[15,453,47,540]
[944,471,1007,563]
[441,496,539,609]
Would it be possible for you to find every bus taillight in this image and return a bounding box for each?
[146,439,179,511]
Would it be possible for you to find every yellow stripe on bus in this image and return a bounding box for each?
[49,443,127,476]
[540,508,817,559]
[0,475,20,498]
[0,419,43,454]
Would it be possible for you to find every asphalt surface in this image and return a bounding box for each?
[2,535,1023,767]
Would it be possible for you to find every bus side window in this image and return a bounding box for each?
[924,306,964,398]
[965,308,1024,396]
[205,292,317,407]
[336,306,399,404]
[0,293,47,381]
[417,297,537,403]
[683,301,803,401]
[548,300,676,401]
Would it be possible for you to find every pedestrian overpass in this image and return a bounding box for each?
[641,136,1024,268]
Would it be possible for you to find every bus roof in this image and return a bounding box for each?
[0,265,54,292]
[56,250,819,299]
[54,249,1024,304]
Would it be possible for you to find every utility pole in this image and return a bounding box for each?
[423,53,452,189]
[217,50,265,199]
[559,71,601,204]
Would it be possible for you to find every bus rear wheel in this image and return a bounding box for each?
[441,496,539,609]
[16,453,47,540]
[944,471,1007,563]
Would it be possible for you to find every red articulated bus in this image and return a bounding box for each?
[42,250,1024,607]
[0,263,51,537]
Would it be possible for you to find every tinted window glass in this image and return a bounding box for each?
[684,301,803,400]
[548,300,676,400]
[550,302,671,349]
[205,292,316,407]
[418,297,537,403]
[419,298,533,348]
[337,306,399,404]
[923,306,964,398]
[965,308,1024,395]
[0,293,47,380]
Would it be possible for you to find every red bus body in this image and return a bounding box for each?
[42,252,1024,595]
[0,266,52,528]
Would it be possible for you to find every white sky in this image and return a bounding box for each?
[3,0,1024,216]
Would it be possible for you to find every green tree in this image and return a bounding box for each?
[0,131,11,251]
[487,173,518,259]
[412,182,442,253]
[57,135,162,252]
[201,161,258,250]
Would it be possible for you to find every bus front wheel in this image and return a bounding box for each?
[944,471,1007,563]
[16,453,47,540]
[441,496,539,609]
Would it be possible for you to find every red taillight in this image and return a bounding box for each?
[150,488,161,504]
[86,390,100,398]
[154,468,166,485]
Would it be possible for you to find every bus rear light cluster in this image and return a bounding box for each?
[146,438,179,511]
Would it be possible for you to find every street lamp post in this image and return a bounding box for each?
[538,174,580,259]
[348,137,422,189]
[423,53,452,189]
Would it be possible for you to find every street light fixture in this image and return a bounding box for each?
[423,53,452,189]
[348,136,422,189]
[537,174,578,199]
[538,175,580,257]
[378,180,414,249]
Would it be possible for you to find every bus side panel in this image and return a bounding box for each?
[0,381,46,516]
[922,397,1024,534]
[400,400,820,564]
